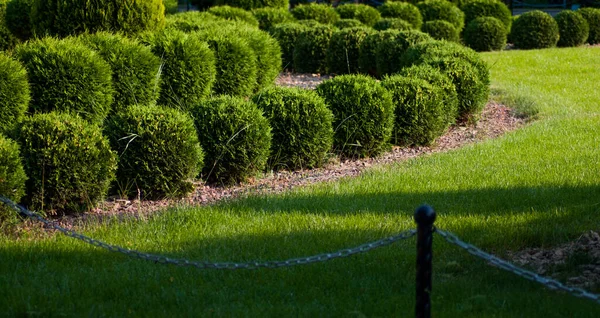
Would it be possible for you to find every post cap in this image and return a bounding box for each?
[414,205,436,225]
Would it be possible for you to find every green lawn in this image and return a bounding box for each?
[1,47,599,317]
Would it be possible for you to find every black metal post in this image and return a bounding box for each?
[415,205,436,318]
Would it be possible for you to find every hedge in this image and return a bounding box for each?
[0,53,30,135]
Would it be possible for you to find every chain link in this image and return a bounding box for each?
[435,227,600,304]
[0,196,416,269]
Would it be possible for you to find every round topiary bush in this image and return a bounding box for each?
[417,0,465,30]
[555,10,589,47]
[268,22,307,71]
[17,112,117,215]
[13,37,114,125]
[207,5,260,27]
[376,30,432,76]
[578,8,600,45]
[463,16,507,51]
[316,74,395,158]
[5,0,33,41]
[291,3,340,25]
[252,87,333,170]
[30,0,165,37]
[215,0,288,10]
[0,53,30,135]
[165,11,220,32]
[105,105,203,199]
[422,20,460,42]
[0,135,27,223]
[378,2,423,29]
[373,18,414,31]
[460,0,512,31]
[358,29,400,76]
[327,27,373,74]
[142,29,216,110]
[253,7,295,30]
[334,18,364,29]
[293,23,335,73]
[382,75,449,146]
[335,3,381,27]
[511,10,559,49]
[78,32,161,113]
[189,95,271,185]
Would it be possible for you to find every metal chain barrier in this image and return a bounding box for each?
[435,228,600,304]
[0,195,416,270]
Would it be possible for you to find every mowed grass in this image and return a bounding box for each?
[1,47,600,317]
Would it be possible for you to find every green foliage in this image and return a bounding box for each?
[165,11,220,32]
[335,4,381,27]
[141,29,216,110]
[5,0,33,41]
[376,30,431,76]
[326,27,373,74]
[334,18,364,29]
[422,20,460,42]
[578,8,600,44]
[0,0,18,51]
[373,18,414,31]
[163,0,178,14]
[215,0,289,10]
[382,75,449,145]
[378,2,423,29]
[460,0,511,30]
[358,29,400,76]
[106,105,203,199]
[78,32,161,113]
[463,16,507,51]
[511,10,559,49]
[293,23,335,73]
[417,0,465,30]
[0,135,27,222]
[13,37,113,125]
[17,112,117,215]
[316,74,395,158]
[252,7,295,30]
[30,0,166,37]
[268,22,307,70]
[208,5,260,27]
[252,87,333,170]
[291,3,340,24]
[555,10,589,47]
[233,26,282,92]
[189,95,271,184]
[0,53,29,135]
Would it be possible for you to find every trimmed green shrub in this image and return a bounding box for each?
[335,3,381,27]
[5,0,33,41]
[0,53,29,135]
[327,27,373,74]
[358,29,400,76]
[293,23,335,73]
[190,95,271,184]
[578,8,600,44]
[106,105,203,199]
[17,112,117,215]
[208,5,260,27]
[233,26,282,92]
[511,10,559,49]
[30,0,166,37]
[142,29,216,110]
[417,0,465,30]
[376,30,431,76]
[316,74,395,158]
[555,10,589,47]
[422,20,460,42]
[215,0,289,10]
[252,87,333,170]
[0,135,27,223]
[78,32,161,113]
[13,37,113,124]
[397,64,458,124]
[378,2,423,29]
[463,16,507,51]
[460,0,511,30]
[382,75,449,145]
[334,18,364,29]
[268,22,307,70]
[291,4,340,25]
[163,0,178,14]
[373,18,414,31]
[165,11,220,32]
[253,7,295,30]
